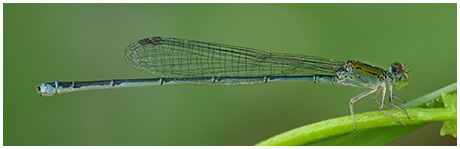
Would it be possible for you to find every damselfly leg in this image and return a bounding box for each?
[349,88,377,138]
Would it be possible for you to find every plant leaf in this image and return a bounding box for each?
[440,92,457,137]
[255,82,457,146]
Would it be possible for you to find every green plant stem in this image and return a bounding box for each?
[255,108,456,146]
[255,82,457,146]
[402,83,457,108]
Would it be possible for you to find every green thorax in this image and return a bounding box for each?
[336,60,387,89]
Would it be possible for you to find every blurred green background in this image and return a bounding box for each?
[4,3,456,145]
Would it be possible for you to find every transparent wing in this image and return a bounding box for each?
[125,37,344,78]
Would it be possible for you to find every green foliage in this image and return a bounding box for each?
[440,93,457,137]
[255,83,457,146]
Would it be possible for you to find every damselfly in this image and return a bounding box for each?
[36,36,411,138]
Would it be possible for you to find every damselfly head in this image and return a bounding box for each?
[391,62,409,89]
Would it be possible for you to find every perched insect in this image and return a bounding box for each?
[37,36,411,137]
